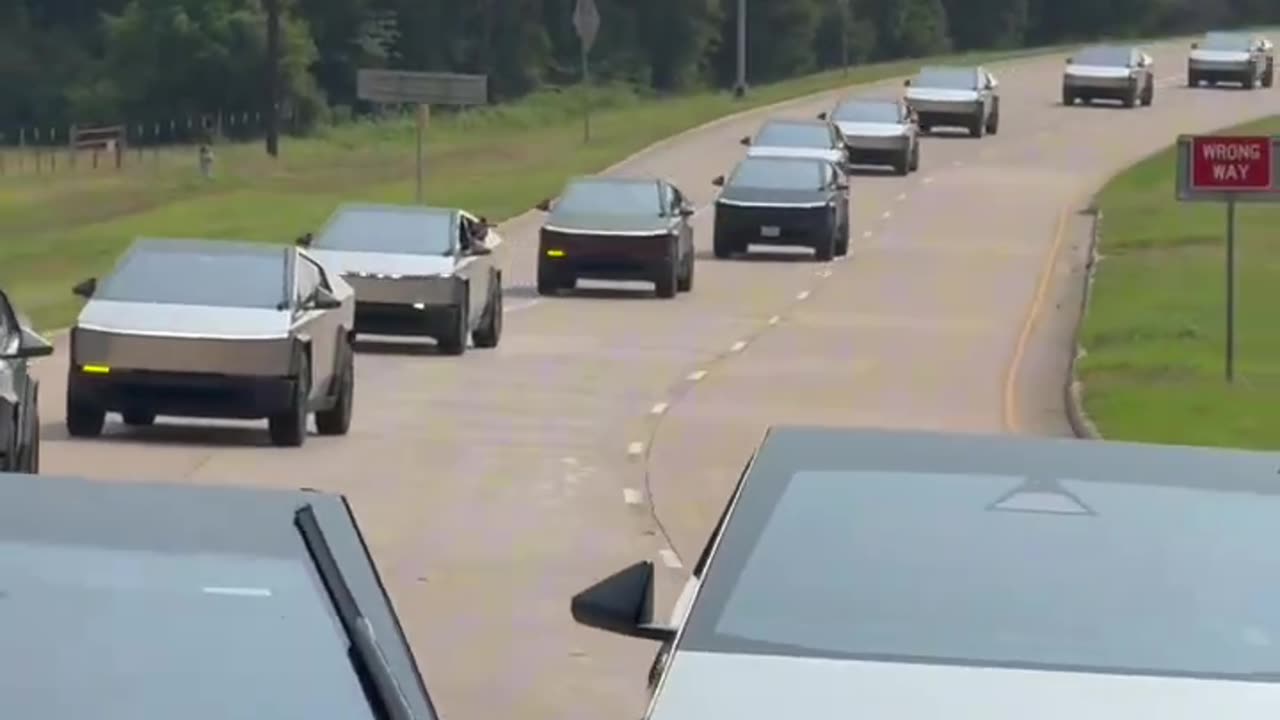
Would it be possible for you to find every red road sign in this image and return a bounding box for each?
[1190,135,1273,191]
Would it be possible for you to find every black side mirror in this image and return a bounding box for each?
[1065,57,1073,64]
[535,198,552,212]
[739,136,751,146]
[1191,42,1199,49]
[295,232,313,247]
[2,327,54,360]
[310,290,342,310]
[711,175,725,187]
[469,244,493,256]
[816,111,828,120]
[570,560,676,642]
[678,206,695,217]
[72,277,97,299]
[903,78,912,86]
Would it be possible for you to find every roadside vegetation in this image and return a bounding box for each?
[1078,115,1280,449]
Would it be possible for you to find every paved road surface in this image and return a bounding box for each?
[31,39,1280,719]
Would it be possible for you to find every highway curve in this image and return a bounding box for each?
[32,38,1280,720]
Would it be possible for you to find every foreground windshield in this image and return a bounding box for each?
[729,159,826,190]
[97,242,286,309]
[1203,33,1253,51]
[315,208,455,255]
[832,102,901,123]
[0,542,376,719]
[554,180,662,215]
[755,123,831,147]
[914,67,978,89]
[682,470,1280,680]
[1074,46,1133,66]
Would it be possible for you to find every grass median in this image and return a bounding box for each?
[1078,115,1280,449]
[0,46,1066,330]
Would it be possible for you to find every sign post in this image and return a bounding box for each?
[572,0,600,143]
[357,69,488,203]
[1175,134,1279,382]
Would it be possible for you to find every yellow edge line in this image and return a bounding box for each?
[1003,206,1069,433]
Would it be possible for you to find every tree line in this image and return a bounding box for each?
[2,0,1276,135]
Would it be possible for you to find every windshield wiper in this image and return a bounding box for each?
[295,503,417,720]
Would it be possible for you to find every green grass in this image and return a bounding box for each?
[0,46,1064,330]
[1078,116,1280,449]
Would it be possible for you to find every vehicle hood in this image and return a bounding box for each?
[650,652,1280,720]
[76,300,292,339]
[905,87,980,102]
[717,187,832,207]
[306,248,456,278]
[543,212,673,236]
[1191,49,1253,62]
[746,146,843,163]
[835,121,908,138]
[1065,64,1135,78]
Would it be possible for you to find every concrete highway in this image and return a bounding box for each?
[31,37,1280,719]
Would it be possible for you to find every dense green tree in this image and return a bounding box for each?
[2,0,1279,135]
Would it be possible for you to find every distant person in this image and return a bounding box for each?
[198,143,214,179]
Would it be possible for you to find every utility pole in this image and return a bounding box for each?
[734,0,747,98]
[265,0,280,157]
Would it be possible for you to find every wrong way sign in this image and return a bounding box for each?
[1176,134,1280,202]
[1191,136,1272,191]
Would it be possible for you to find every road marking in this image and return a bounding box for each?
[658,549,683,569]
[952,160,963,166]
[881,211,891,219]
[203,586,272,597]
[796,290,810,300]
[817,269,832,278]
[650,402,668,415]
[729,340,747,352]
[862,230,873,239]
[623,488,644,505]
[896,193,907,201]
[627,441,645,457]
[504,298,542,313]
[1003,206,1069,433]
[922,176,934,184]
[768,315,780,325]
[687,369,708,381]
[561,457,578,465]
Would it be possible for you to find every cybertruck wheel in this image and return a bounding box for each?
[677,253,694,292]
[1062,88,1075,105]
[908,142,920,171]
[892,149,910,176]
[814,232,836,262]
[968,114,985,138]
[1264,59,1274,87]
[1245,68,1258,89]
[655,257,678,299]
[437,297,469,355]
[315,343,354,436]
[1141,79,1154,106]
[65,387,105,439]
[21,420,39,474]
[536,264,559,296]
[713,225,734,259]
[268,354,309,447]
[121,409,156,426]
[472,282,503,349]
[835,221,850,257]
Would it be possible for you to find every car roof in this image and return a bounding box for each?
[566,174,661,187]
[330,203,458,218]
[836,97,900,107]
[758,118,829,129]
[745,426,1279,491]
[128,236,287,258]
[0,473,439,720]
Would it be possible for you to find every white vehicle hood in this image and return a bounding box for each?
[306,249,456,278]
[1191,49,1252,62]
[835,121,907,138]
[905,87,980,102]
[1065,64,1134,79]
[76,300,292,339]
[746,146,843,163]
[650,652,1280,720]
